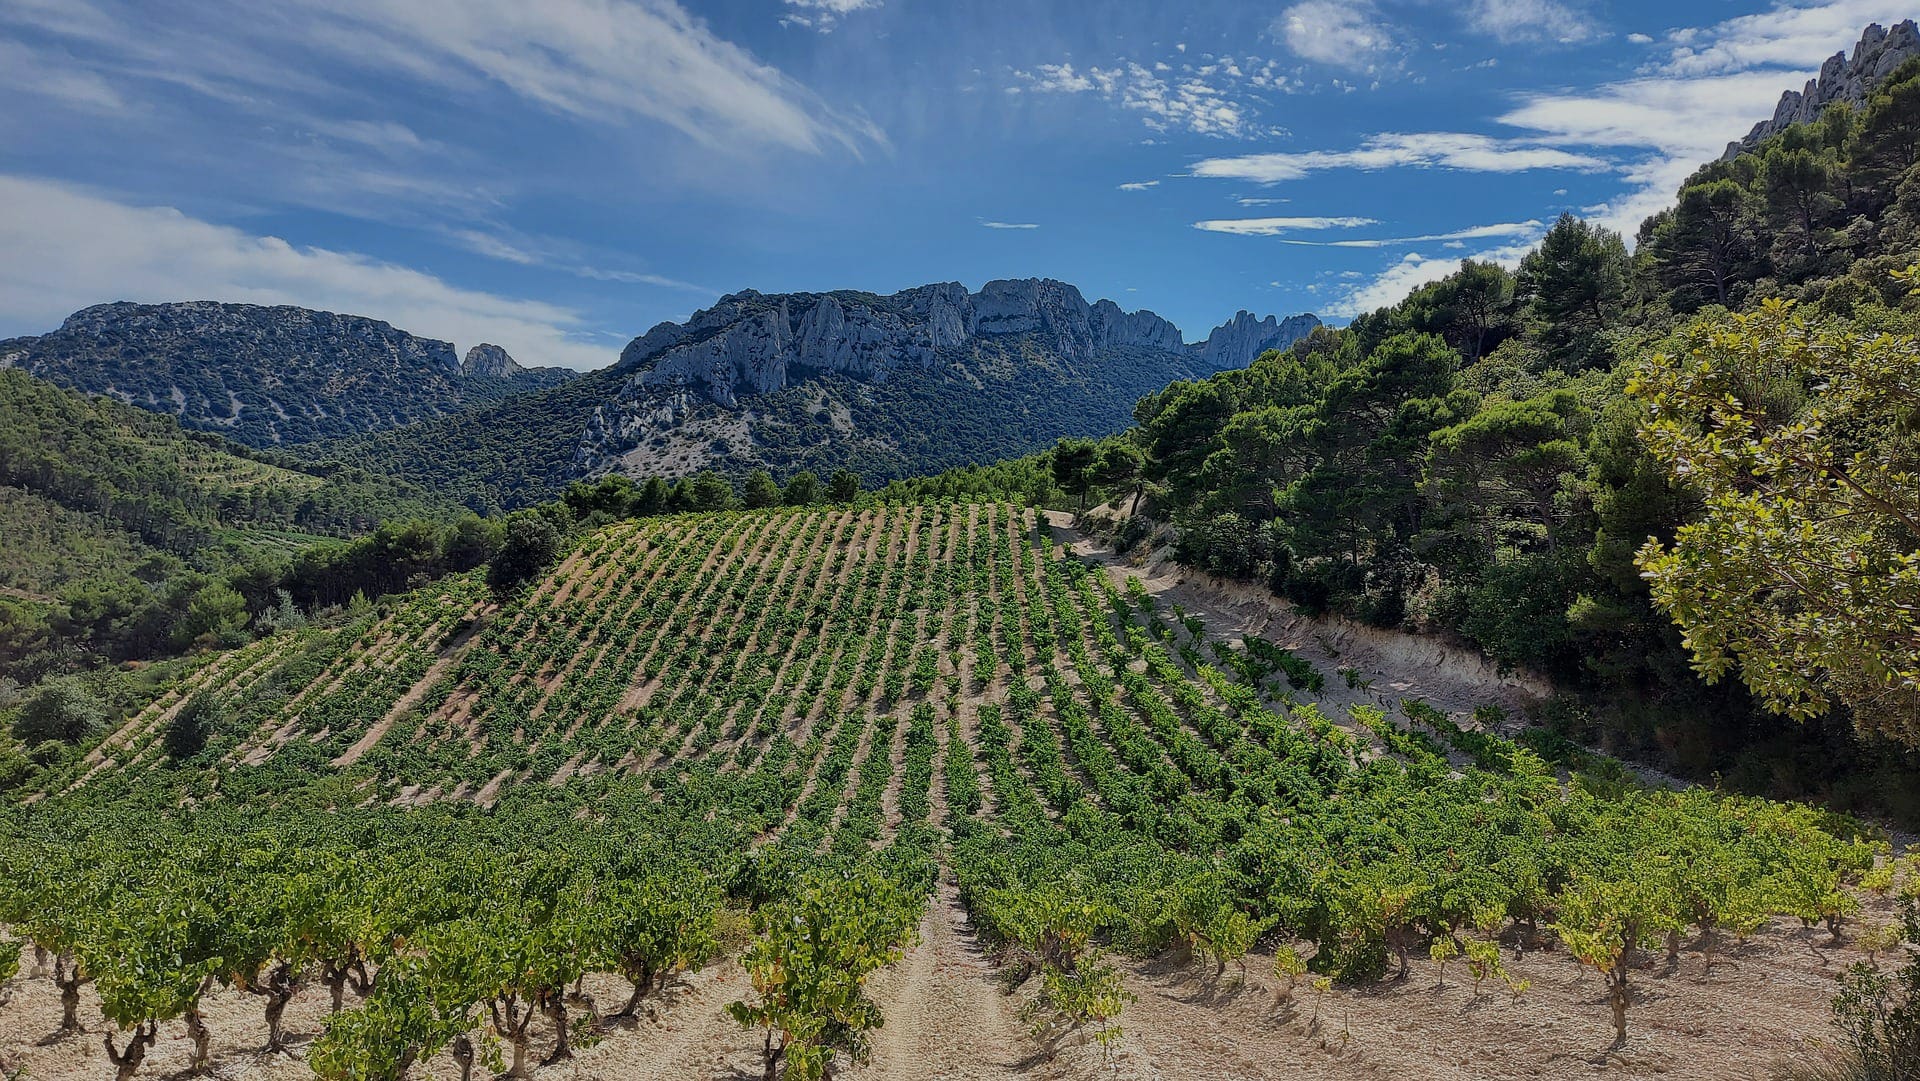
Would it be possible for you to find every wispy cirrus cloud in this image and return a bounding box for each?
[1193,215,1379,235]
[1118,180,1161,191]
[444,228,711,294]
[0,0,883,158]
[1465,0,1597,45]
[1277,219,1545,247]
[0,38,125,112]
[779,0,883,33]
[1011,55,1295,139]
[979,219,1040,230]
[1191,132,1610,183]
[0,174,615,370]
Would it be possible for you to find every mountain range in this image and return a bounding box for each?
[0,282,1318,510]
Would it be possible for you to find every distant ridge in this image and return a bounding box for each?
[575,277,1317,479]
[0,301,574,447]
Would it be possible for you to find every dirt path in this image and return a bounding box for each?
[851,882,1036,1081]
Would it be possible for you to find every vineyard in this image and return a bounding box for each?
[0,503,1911,1080]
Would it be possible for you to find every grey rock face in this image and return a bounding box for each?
[1189,310,1322,369]
[461,343,524,379]
[1724,20,1920,158]
[577,277,1319,477]
[617,277,1196,409]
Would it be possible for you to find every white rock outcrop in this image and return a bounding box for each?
[1724,20,1920,158]
[620,278,1203,408]
[1189,310,1321,369]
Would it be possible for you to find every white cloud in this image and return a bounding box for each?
[444,228,710,293]
[1192,216,1380,235]
[0,175,614,370]
[1014,58,1290,138]
[1654,0,1893,76]
[1627,32,1654,44]
[1324,254,1455,316]
[1276,220,1545,247]
[780,0,881,31]
[1118,180,1161,191]
[1500,67,1819,235]
[1191,132,1611,183]
[0,39,125,111]
[1324,240,1536,317]
[333,0,883,154]
[1465,0,1596,45]
[305,118,430,153]
[1483,2,1906,239]
[979,219,1039,230]
[1276,1,1402,73]
[1,0,881,157]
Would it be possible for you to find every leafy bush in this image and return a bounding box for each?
[13,675,106,744]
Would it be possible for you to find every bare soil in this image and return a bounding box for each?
[0,906,1861,1081]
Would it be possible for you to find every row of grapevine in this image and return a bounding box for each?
[4,501,1904,1076]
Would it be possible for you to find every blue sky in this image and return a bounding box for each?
[0,0,1904,369]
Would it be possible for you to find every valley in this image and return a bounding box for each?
[2,8,1919,1081]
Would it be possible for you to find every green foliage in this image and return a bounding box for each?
[1050,437,1098,513]
[742,470,783,510]
[1516,213,1630,373]
[487,510,564,594]
[1828,898,1920,1079]
[828,468,862,503]
[1114,75,1920,814]
[0,501,1898,1073]
[13,674,107,744]
[163,693,220,761]
[728,871,920,1080]
[1631,289,1920,742]
[690,471,736,512]
[783,471,820,506]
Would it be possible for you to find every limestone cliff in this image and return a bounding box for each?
[1723,20,1920,158]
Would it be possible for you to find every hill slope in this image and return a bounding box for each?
[0,301,574,447]
[0,368,459,677]
[7,503,1894,1081]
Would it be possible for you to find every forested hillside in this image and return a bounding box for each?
[1050,57,1920,819]
[0,303,574,447]
[0,370,467,683]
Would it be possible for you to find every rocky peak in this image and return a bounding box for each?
[1189,310,1322,369]
[617,277,1192,408]
[1724,20,1920,158]
[461,343,523,379]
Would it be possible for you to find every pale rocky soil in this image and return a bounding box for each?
[0,899,1874,1081]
